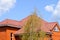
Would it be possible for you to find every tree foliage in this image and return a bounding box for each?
[20,11,46,40]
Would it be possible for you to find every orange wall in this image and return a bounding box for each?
[0,27,19,40]
[1,27,60,40]
[0,27,6,40]
[6,27,19,40]
[52,31,60,40]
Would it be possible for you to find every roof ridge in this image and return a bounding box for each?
[0,19,19,22]
[19,14,48,23]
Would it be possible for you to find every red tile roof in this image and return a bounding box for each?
[19,15,48,27]
[0,19,21,28]
[14,15,58,35]
[0,15,58,35]
[36,22,57,32]
[15,22,57,35]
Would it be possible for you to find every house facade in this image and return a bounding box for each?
[0,15,60,40]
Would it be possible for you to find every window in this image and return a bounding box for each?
[11,33,13,40]
[53,26,59,32]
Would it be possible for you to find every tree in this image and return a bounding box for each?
[20,11,46,40]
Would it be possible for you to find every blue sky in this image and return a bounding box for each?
[0,0,60,23]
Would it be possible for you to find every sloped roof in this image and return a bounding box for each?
[0,15,58,35]
[15,22,57,35]
[36,22,57,32]
[0,19,21,28]
[19,15,48,27]
[15,15,58,35]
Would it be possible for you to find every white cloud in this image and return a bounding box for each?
[0,0,16,16]
[53,0,60,16]
[45,0,60,20]
[44,5,54,12]
[45,0,60,15]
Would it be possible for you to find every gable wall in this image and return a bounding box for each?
[52,24,60,40]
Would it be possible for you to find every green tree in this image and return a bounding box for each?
[21,11,46,40]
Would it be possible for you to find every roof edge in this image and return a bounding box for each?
[0,24,21,29]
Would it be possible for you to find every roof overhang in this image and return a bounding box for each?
[0,24,21,29]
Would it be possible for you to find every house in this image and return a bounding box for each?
[0,15,60,40]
